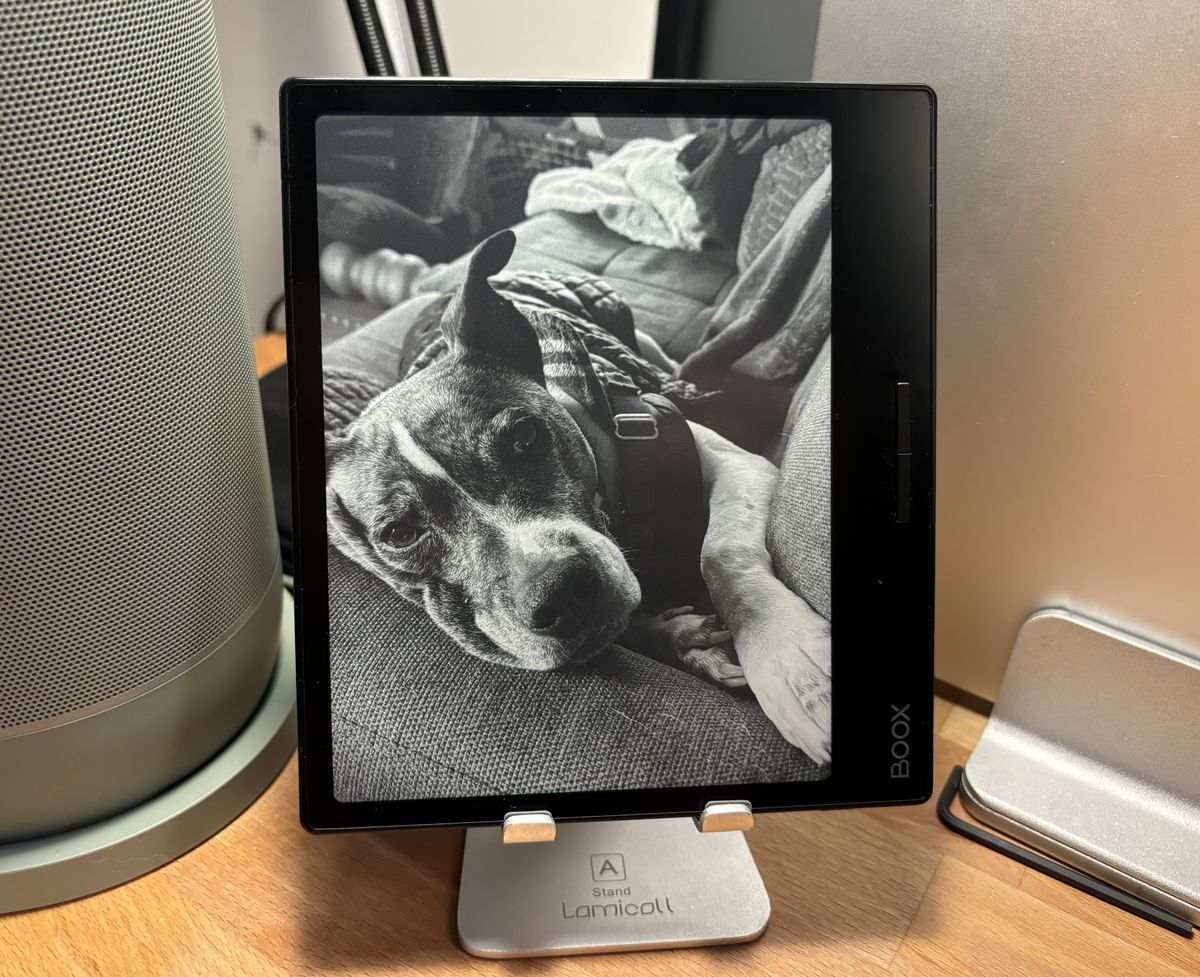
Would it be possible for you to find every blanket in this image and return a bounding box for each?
[525,135,710,252]
[679,163,832,415]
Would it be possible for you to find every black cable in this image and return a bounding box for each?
[345,0,396,76]
[937,766,1193,938]
[345,0,447,78]
[263,294,286,334]
[404,0,449,76]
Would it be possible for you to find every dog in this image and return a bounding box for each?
[326,231,831,763]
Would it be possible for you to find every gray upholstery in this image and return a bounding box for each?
[329,549,821,801]
[767,353,832,621]
[323,293,443,381]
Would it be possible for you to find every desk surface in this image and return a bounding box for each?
[2,336,1193,977]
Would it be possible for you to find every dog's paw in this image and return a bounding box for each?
[736,596,832,764]
[654,607,746,689]
[746,643,831,763]
[680,645,747,689]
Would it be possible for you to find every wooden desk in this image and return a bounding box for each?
[2,337,1192,976]
[255,332,287,378]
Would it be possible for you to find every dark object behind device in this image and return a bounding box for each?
[261,365,294,576]
[344,0,449,77]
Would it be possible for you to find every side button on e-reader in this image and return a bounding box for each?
[896,382,912,523]
[897,453,912,523]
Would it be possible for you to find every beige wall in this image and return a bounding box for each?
[435,0,656,79]
[211,0,363,334]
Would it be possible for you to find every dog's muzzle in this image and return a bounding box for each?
[516,554,602,641]
[470,520,640,669]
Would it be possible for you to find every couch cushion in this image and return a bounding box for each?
[593,241,734,307]
[767,353,831,622]
[322,292,443,385]
[418,212,624,287]
[328,548,824,801]
[591,274,711,357]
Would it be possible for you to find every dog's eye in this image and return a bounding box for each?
[379,520,424,549]
[509,418,539,454]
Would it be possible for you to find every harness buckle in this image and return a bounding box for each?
[612,411,658,440]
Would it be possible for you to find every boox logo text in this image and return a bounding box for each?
[890,703,911,778]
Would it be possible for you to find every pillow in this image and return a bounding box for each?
[766,353,831,622]
[738,123,832,274]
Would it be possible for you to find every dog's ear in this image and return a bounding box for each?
[441,230,545,385]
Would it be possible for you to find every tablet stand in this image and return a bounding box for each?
[457,801,770,957]
[962,609,1200,929]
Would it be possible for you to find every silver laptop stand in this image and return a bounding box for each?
[961,609,1200,931]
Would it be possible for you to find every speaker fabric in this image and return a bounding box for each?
[0,0,281,843]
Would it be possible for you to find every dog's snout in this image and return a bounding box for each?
[520,557,599,639]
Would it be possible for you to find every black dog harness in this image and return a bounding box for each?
[605,389,707,608]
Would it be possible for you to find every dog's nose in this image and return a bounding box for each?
[522,558,600,639]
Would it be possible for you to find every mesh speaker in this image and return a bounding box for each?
[0,0,283,843]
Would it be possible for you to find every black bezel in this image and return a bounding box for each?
[280,79,936,832]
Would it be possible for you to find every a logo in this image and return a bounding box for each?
[890,703,911,778]
[590,852,626,882]
[567,852,676,920]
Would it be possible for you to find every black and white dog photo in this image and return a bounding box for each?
[316,114,833,800]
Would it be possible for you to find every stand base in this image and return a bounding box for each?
[0,591,296,914]
[964,609,1200,925]
[458,816,770,957]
